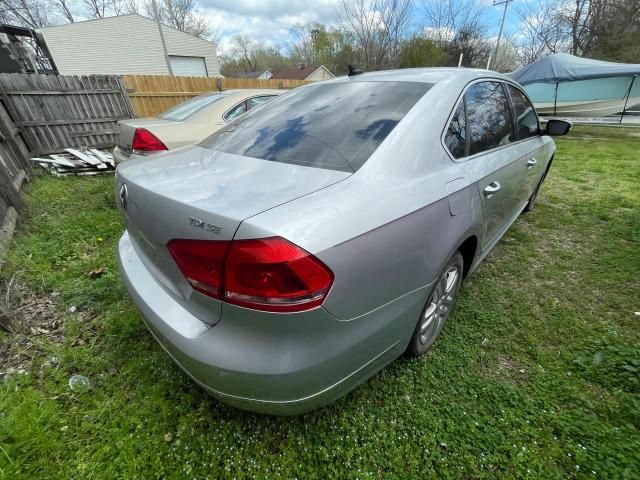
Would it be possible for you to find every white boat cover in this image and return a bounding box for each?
[509,53,640,85]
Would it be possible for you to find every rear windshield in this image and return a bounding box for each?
[200,81,432,172]
[158,94,225,121]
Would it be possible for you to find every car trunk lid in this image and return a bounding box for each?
[115,145,350,325]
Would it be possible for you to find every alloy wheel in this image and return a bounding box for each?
[419,265,460,345]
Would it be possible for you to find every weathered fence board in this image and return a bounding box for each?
[123,75,309,117]
[0,96,30,268]
[0,73,135,155]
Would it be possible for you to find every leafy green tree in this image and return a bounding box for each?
[398,36,447,68]
[291,23,358,76]
[587,0,640,62]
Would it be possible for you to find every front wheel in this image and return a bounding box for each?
[406,251,463,357]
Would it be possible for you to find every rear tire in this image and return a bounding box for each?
[406,252,463,358]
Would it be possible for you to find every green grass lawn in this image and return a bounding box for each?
[1,125,638,479]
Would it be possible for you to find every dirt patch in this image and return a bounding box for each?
[478,354,531,386]
[0,275,64,373]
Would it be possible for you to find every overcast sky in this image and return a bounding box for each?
[198,0,530,55]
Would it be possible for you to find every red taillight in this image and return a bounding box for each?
[167,239,229,299]
[167,237,333,312]
[224,237,334,312]
[131,128,168,152]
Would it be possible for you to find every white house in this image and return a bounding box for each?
[271,65,335,82]
[235,70,273,80]
[38,14,220,77]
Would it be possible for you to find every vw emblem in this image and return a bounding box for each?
[119,183,128,211]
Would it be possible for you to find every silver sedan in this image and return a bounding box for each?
[115,68,570,414]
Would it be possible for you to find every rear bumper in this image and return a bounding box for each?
[117,231,428,414]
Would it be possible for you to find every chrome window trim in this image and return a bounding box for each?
[222,95,278,123]
[222,99,248,123]
[504,82,541,140]
[440,78,542,164]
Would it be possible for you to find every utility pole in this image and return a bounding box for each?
[489,0,513,71]
[152,0,173,76]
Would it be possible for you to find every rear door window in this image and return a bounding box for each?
[444,101,467,159]
[201,81,432,172]
[224,102,248,122]
[158,94,224,121]
[465,82,515,156]
[247,95,277,110]
[506,84,540,140]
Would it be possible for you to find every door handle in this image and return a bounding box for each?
[484,181,501,198]
[527,158,537,168]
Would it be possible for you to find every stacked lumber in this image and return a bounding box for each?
[30,148,115,176]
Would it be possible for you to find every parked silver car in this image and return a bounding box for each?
[115,68,570,414]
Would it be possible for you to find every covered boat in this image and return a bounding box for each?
[509,53,640,117]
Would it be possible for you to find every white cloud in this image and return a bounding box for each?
[197,0,339,55]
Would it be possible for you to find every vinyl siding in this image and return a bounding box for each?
[161,23,219,77]
[306,66,335,82]
[39,14,219,77]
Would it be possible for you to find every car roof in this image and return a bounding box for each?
[212,89,287,97]
[325,67,514,86]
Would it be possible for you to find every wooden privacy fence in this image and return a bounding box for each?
[0,73,134,155]
[123,75,309,117]
[0,97,31,267]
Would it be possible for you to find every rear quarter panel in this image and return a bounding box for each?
[316,190,483,320]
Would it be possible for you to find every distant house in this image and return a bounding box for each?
[271,65,335,82]
[234,70,273,80]
[38,14,220,77]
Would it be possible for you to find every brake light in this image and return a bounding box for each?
[224,238,334,312]
[167,237,333,312]
[167,239,229,299]
[131,128,168,152]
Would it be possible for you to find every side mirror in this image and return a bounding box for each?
[544,119,572,136]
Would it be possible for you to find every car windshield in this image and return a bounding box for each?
[158,94,225,121]
[200,81,432,172]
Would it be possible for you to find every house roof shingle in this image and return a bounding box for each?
[271,65,321,80]
[234,70,271,78]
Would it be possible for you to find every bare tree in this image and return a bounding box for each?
[83,0,111,18]
[113,0,141,15]
[52,0,76,23]
[337,0,415,70]
[419,0,494,67]
[232,34,258,72]
[144,0,211,38]
[492,35,518,72]
[515,0,594,61]
[0,0,55,28]
[291,23,320,65]
[420,0,485,44]
[515,1,564,64]
[448,24,491,68]
[561,0,593,55]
